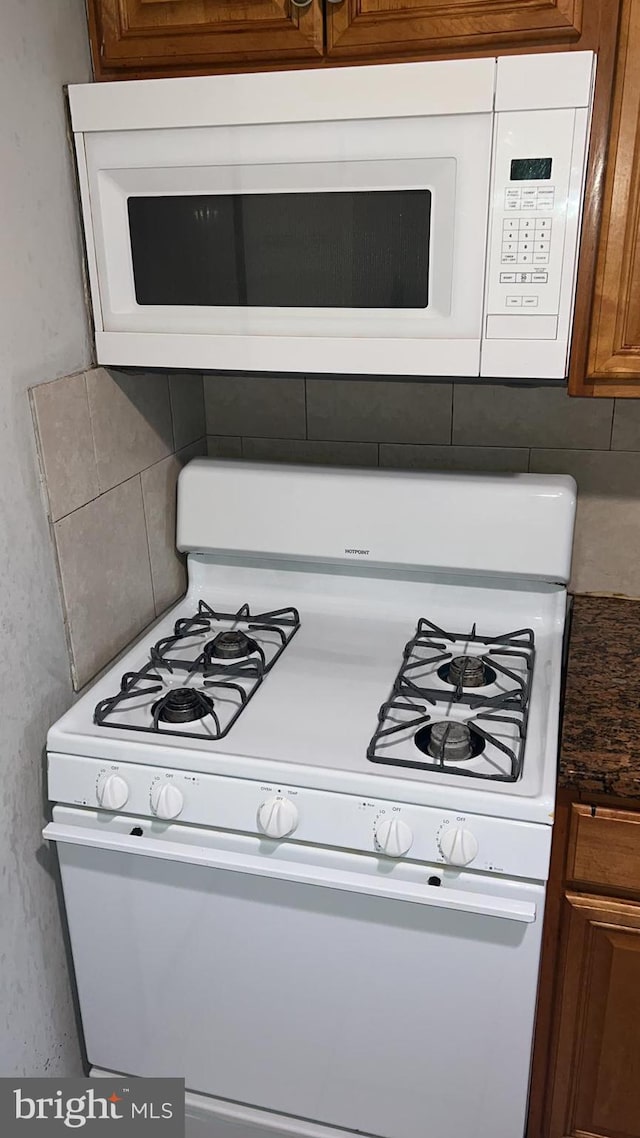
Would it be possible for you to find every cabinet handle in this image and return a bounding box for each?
[290,0,313,7]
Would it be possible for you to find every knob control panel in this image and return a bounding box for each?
[439,827,479,867]
[258,796,299,839]
[50,755,551,880]
[374,817,413,858]
[150,782,184,820]
[96,772,130,812]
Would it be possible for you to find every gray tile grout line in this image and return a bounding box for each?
[167,372,178,452]
[609,399,616,450]
[82,368,102,490]
[138,470,158,617]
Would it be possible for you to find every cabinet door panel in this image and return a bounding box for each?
[89,0,324,79]
[581,0,640,393]
[548,892,640,1138]
[326,0,583,61]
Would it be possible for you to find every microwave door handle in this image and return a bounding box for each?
[43,822,536,924]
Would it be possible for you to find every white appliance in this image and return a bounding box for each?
[69,53,595,380]
[44,461,576,1138]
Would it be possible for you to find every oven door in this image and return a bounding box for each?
[79,112,492,375]
[46,807,544,1138]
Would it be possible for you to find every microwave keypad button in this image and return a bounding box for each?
[535,239,551,252]
[522,296,539,307]
[521,188,538,201]
[501,252,517,264]
[500,272,517,283]
[503,218,519,232]
[521,199,537,210]
[533,252,549,264]
[519,218,535,231]
[517,272,531,283]
[506,296,523,307]
[535,217,552,231]
[532,271,549,283]
[518,241,532,252]
[502,241,518,254]
[505,188,521,202]
[518,252,532,264]
[506,199,521,211]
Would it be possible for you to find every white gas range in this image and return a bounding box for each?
[45,460,576,1138]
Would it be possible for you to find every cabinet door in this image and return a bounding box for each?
[88,0,324,80]
[325,1,583,61]
[547,892,640,1138]
[574,0,640,394]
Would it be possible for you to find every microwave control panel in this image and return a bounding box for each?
[484,108,584,331]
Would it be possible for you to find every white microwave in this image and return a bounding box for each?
[69,51,595,380]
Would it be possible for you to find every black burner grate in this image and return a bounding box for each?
[94,600,300,741]
[367,618,535,783]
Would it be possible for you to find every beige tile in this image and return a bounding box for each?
[30,372,99,521]
[453,384,614,450]
[530,449,640,596]
[306,378,452,444]
[379,444,529,473]
[611,399,640,451]
[141,440,207,616]
[169,372,205,450]
[54,477,155,688]
[141,456,185,616]
[204,374,305,438]
[241,437,378,467]
[86,368,173,492]
[207,436,243,458]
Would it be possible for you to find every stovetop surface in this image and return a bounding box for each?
[49,557,568,824]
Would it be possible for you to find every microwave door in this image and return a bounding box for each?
[84,113,493,376]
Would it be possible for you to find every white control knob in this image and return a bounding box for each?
[258,796,299,839]
[150,782,184,820]
[375,817,414,858]
[96,772,130,812]
[439,827,479,866]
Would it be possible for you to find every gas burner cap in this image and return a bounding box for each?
[152,688,214,725]
[208,630,258,661]
[414,720,485,763]
[438,655,497,688]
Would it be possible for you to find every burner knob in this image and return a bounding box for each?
[375,817,413,858]
[150,782,184,820]
[258,796,299,840]
[96,773,129,812]
[439,827,479,867]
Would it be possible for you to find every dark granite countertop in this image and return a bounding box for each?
[560,595,640,800]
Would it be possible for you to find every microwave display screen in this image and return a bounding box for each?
[128,190,430,309]
[510,158,553,181]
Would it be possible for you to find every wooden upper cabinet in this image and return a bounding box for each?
[573,0,640,395]
[546,892,640,1138]
[87,0,324,79]
[325,0,583,62]
[88,0,585,78]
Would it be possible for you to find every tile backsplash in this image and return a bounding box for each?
[31,368,205,689]
[204,374,640,599]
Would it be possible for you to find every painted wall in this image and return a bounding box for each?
[0,0,92,1076]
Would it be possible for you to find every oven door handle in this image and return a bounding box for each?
[43,822,536,924]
